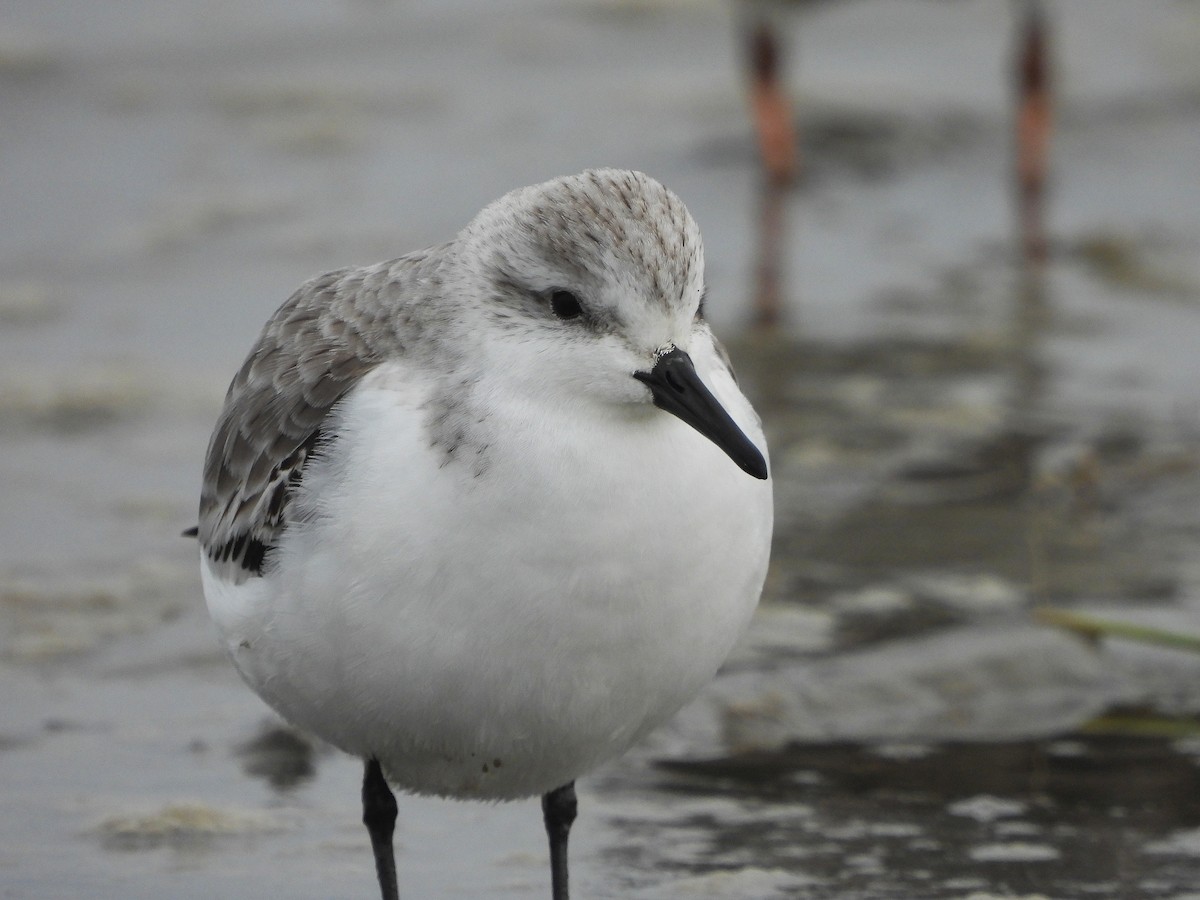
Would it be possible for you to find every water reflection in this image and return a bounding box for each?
[1013,0,1053,268]
[751,178,789,329]
[632,735,1200,899]
[237,723,317,791]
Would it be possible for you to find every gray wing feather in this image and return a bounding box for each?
[198,252,437,581]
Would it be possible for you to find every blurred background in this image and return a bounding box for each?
[3,0,1200,897]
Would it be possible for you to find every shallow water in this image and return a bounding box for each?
[3,0,1200,896]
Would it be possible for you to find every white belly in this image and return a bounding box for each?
[201,371,772,800]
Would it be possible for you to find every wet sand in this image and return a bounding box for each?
[3,0,1200,896]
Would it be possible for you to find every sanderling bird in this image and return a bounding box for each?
[196,169,773,899]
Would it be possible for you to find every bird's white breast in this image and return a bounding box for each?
[202,356,772,800]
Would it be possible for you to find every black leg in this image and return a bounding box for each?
[541,781,578,900]
[362,758,399,900]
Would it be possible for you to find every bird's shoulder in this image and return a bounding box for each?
[198,247,447,581]
[699,323,742,387]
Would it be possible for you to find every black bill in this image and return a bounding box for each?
[634,347,769,480]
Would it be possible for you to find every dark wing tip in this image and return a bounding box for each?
[207,532,270,577]
[182,525,199,538]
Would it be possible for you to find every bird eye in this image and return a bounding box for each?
[550,290,583,321]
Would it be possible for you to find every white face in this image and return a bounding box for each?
[455,169,708,407]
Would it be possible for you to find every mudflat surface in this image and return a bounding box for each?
[3,1,1200,897]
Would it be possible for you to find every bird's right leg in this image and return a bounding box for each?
[362,758,400,900]
[542,781,578,900]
